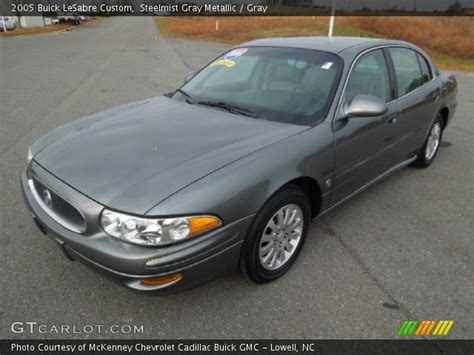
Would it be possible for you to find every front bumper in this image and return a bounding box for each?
[21,163,252,293]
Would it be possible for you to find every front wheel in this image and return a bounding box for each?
[239,185,310,283]
[412,115,444,168]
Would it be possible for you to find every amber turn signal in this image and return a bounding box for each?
[140,273,183,285]
[188,216,222,237]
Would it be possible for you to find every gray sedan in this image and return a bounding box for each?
[21,37,457,293]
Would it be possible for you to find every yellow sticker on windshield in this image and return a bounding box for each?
[210,59,236,68]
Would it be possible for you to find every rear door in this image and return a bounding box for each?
[386,47,441,160]
[332,48,400,204]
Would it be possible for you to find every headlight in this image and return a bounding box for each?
[100,209,222,246]
[27,146,33,163]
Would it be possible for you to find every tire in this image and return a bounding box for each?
[239,185,310,283]
[412,114,444,168]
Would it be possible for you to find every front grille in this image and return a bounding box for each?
[31,176,86,233]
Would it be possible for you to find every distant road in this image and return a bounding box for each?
[1,17,472,339]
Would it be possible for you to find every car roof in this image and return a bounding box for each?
[241,36,409,54]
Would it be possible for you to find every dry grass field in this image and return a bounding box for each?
[156,16,474,71]
[346,17,473,59]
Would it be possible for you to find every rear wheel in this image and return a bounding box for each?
[412,115,444,168]
[239,185,310,283]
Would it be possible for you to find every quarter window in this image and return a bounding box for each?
[345,49,391,103]
[389,48,426,96]
[417,53,432,84]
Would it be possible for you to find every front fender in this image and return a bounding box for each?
[146,122,334,225]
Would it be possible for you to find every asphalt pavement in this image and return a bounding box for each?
[0,17,472,339]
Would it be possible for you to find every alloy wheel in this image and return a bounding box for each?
[425,122,441,160]
[258,204,304,271]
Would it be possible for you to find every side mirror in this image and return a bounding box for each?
[184,70,196,83]
[343,95,388,118]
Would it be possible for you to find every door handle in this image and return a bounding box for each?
[387,114,398,125]
[431,92,441,101]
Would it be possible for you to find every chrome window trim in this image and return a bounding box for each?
[332,44,436,123]
[28,178,86,234]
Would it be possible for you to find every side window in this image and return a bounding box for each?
[417,53,432,84]
[389,48,425,96]
[345,49,391,103]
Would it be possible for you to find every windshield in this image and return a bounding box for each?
[175,46,343,126]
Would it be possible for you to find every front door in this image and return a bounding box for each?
[331,48,400,205]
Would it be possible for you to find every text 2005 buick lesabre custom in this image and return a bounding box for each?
[22,37,457,293]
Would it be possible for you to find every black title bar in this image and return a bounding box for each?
[1,0,473,16]
[1,339,474,354]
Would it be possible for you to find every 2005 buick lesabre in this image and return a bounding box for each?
[22,37,457,293]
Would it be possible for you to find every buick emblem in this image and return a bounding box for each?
[42,189,52,208]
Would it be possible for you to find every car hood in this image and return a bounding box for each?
[33,96,306,215]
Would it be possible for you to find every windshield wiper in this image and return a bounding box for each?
[197,100,258,118]
[175,89,196,104]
